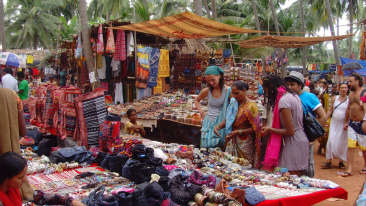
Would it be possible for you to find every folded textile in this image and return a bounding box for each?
[245,187,265,205]
[49,146,95,163]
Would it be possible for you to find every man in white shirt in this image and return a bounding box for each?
[1,68,18,92]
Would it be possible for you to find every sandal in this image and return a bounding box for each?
[339,162,345,169]
[340,172,352,177]
[321,162,332,169]
[360,168,366,174]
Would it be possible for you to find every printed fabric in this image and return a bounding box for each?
[147,48,160,88]
[158,49,170,77]
[136,46,151,88]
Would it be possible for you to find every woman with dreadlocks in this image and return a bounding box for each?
[261,75,309,175]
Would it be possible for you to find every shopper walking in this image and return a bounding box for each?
[342,73,366,177]
[283,71,326,177]
[322,83,349,169]
[195,66,231,148]
[262,75,309,176]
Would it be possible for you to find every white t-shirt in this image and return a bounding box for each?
[2,74,18,92]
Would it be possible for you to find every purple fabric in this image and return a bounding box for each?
[188,170,216,188]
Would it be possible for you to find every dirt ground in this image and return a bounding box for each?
[313,142,365,206]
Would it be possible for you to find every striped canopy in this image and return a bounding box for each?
[112,12,260,39]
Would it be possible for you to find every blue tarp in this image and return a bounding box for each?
[341,57,366,76]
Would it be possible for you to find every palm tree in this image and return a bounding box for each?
[324,0,340,66]
[203,0,211,18]
[342,0,359,58]
[248,0,260,31]
[88,0,132,22]
[212,0,217,18]
[299,0,307,72]
[78,0,94,74]
[5,0,62,49]
[269,0,280,35]
[194,0,203,16]
[0,0,5,51]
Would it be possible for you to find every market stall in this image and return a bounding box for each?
[22,136,347,206]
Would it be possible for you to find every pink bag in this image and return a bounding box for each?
[97,24,104,54]
[106,28,115,53]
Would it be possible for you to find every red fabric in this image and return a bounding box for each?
[97,24,104,54]
[0,188,22,206]
[114,30,126,61]
[257,187,347,206]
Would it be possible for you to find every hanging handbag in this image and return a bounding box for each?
[302,102,325,142]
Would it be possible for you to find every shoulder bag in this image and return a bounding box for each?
[302,102,325,142]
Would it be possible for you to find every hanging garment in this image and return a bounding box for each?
[307,64,312,71]
[153,78,163,94]
[127,32,134,56]
[26,55,34,64]
[121,60,127,79]
[114,82,124,104]
[96,54,103,69]
[106,28,115,54]
[97,24,104,54]
[136,46,151,88]
[312,64,316,71]
[105,55,113,81]
[97,56,106,80]
[147,48,160,88]
[158,49,170,77]
[114,30,127,61]
[75,36,82,59]
[111,60,121,72]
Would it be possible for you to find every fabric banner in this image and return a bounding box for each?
[341,57,366,76]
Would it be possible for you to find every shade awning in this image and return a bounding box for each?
[238,35,352,48]
[111,12,260,39]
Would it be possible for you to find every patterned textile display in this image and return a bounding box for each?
[99,114,121,154]
[147,48,160,88]
[153,78,163,94]
[136,46,151,88]
[114,30,126,61]
[75,88,107,147]
[57,87,81,140]
[43,85,58,134]
[158,49,170,77]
